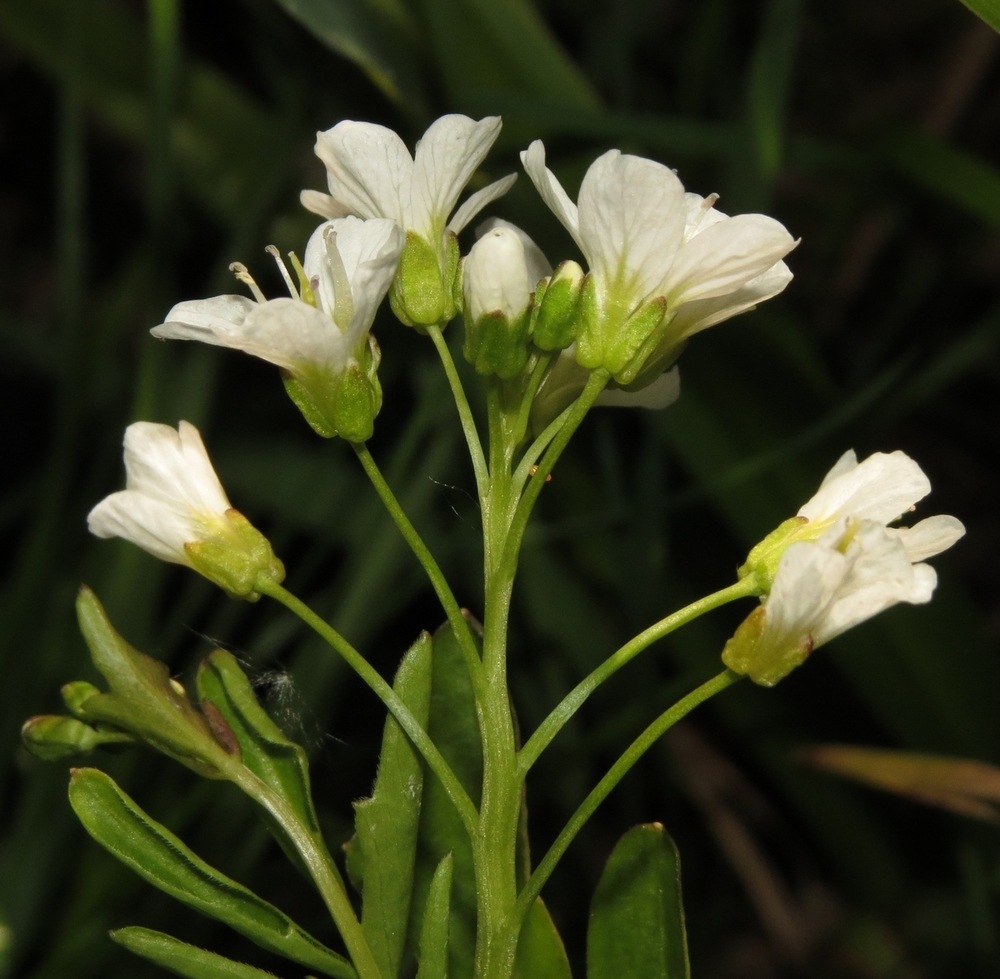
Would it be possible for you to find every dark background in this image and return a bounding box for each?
[2,0,1000,976]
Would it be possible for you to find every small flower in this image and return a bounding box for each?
[152,216,404,440]
[303,115,516,327]
[462,218,551,377]
[520,141,796,382]
[724,450,965,686]
[88,421,284,599]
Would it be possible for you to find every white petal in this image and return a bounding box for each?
[410,115,502,240]
[475,217,552,285]
[798,450,931,527]
[596,367,680,408]
[577,150,687,305]
[336,217,405,344]
[87,490,196,565]
[665,260,793,338]
[819,449,858,487]
[240,298,347,370]
[152,295,257,344]
[314,121,413,225]
[893,514,966,562]
[520,141,585,252]
[661,213,797,306]
[464,226,534,323]
[448,173,518,235]
[300,189,353,220]
[765,541,849,645]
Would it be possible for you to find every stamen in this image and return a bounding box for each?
[288,251,317,307]
[702,193,720,211]
[266,245,299,300]
[323,225,355,333]
[229,262,267,303]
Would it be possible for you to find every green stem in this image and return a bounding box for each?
[256,578,480,837]
[518,577,760,774]
[352,442,485,698]
[427,324,488,500]
[502,371,609,572]
[514,669,742,926]
[509,352,553,451]
[232,767,378,979]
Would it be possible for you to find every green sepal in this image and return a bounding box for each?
[69,768,354,979]
[463,310,532,379]
[391,231,448,327]
[587,823,690,979]
[283,372,338,438]
[196,649,320,835]
[513,898,572,979]
[185,510,285,601]
[354,631,433,979]
[21,715,134,761]
[333,362,381,444]
[443,231,461,322]
[531,260,584,351]
[61,680,102,716]
[74,587,235,779]
[738,516,808,591]
[606,297,669,382]
[574,274,603,369]
[415,854,453,979]
[721,604,812,687]
[407,619,483,979]
[110,926,290,979]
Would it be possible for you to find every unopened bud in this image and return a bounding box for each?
[531,260,584,351]
[22,715,135,761]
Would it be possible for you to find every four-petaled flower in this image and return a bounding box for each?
[152,216,404,441]
[724,450,965,686]
[88,421,284,598]
[303,114,516,327]
[520,140,797,384]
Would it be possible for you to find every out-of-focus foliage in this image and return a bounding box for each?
[2,0,1000,977]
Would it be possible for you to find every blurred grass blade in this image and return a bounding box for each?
[68,768,356,978]
[959,0,1000,33]
[270,0,428,113]
[883,127,1000,227]
[354,631,433,979]
[587,823,690,979]
[747,0,803,180]
[111,927,286,979]
[799,744,1000,823]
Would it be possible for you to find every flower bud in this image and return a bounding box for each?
[462,221,551,378]
[21,715,135,761]
[531,260,585,351]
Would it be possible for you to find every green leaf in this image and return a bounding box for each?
[68,768,355,979]
[74,586,235,779]
[408,620,483,979]
[110,927,283,979]
[587,823,690,979]
[196,649,320,836]
[959,0,1000,33]
[354,631,433,979]
[415,854,453,979]
[513,897,572,979]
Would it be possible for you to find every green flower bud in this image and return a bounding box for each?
[531,260,585,351]
[21,715,135,761]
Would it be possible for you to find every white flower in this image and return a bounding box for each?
[520,141,796,380]
[151,217,403,440]
[725,449,965,685]
[88,422,284,597]
[88,421,231,565]
[303,115,515,258]
[464,218,551,325]
[153,216,403,372]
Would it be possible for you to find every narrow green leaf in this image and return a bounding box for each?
[197,649,320,835]
[415,854,453,979]
[111,926,282,979]
[587,823,690,979]
[959,0,1000,33]
[355,631,433,979]
[408,620,483,979]
[513,897,571,979]
[68,768,355,979]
